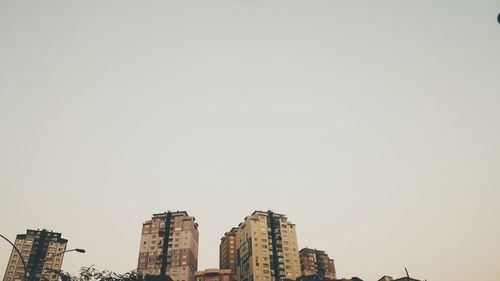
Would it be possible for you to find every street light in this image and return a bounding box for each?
[0,233,28,281]
[61,248,86,254]
[30,248,86,281]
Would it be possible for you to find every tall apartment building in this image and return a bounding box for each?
[137,211,199,281]
[299,248,336,280]
[3,229,68,281]
[236,211,301,281]
[219,227,238,281]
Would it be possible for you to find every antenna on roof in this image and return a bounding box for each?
[405,268,410,281]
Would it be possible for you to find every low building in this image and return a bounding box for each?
[195,269,232,281]
[378,276,421,281]
[291,276,363,281]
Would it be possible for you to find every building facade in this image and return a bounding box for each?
[219,227,238,281]
[195,269,232,281]
[378,276,421,281]
[299,248,336,279]
[137,211,199,281]
[236,211,301,281]
[294,277,363,281]
[2,229,68,281]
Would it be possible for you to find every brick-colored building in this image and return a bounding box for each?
[219,227,238,281]
[299,248,336,279]
[137,211,199,281]
[2,229,68,281]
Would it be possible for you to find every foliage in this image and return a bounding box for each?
[50,266,144,281]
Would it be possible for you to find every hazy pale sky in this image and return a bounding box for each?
[1,1,499,280]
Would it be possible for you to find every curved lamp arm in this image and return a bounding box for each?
[0,234,28,281]
[36,248,86,281]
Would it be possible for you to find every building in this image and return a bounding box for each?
[293,276,362,281]
[236,210,301,281]
[299,248,336,279]
[137,211,199,281]
[195,269,232,281]
[2,229,68,281]
[219,228,238,281]
[377,277,421,281]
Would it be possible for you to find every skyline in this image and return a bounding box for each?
[1,0,500,281]
[2,210,392,281]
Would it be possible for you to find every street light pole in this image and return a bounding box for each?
[29,248,85,281]
[1,233,28,281]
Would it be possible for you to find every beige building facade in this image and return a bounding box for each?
[236,211,301,281]
[195,269,232,281]
[137,211,199,281]
[2,229,67,281]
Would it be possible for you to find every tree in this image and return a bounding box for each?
[49,266,144,281]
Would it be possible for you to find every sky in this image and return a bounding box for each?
[1,1,499,280]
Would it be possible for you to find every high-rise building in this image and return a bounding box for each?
[137,211,199,281]
[2,229,68,281]
[299,248,336,280]
[195,269,232,281]
[236,210,301,281]
[219,228,238,281]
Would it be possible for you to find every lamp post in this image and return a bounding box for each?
[29,248,85,281]
[1,233,29,281]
